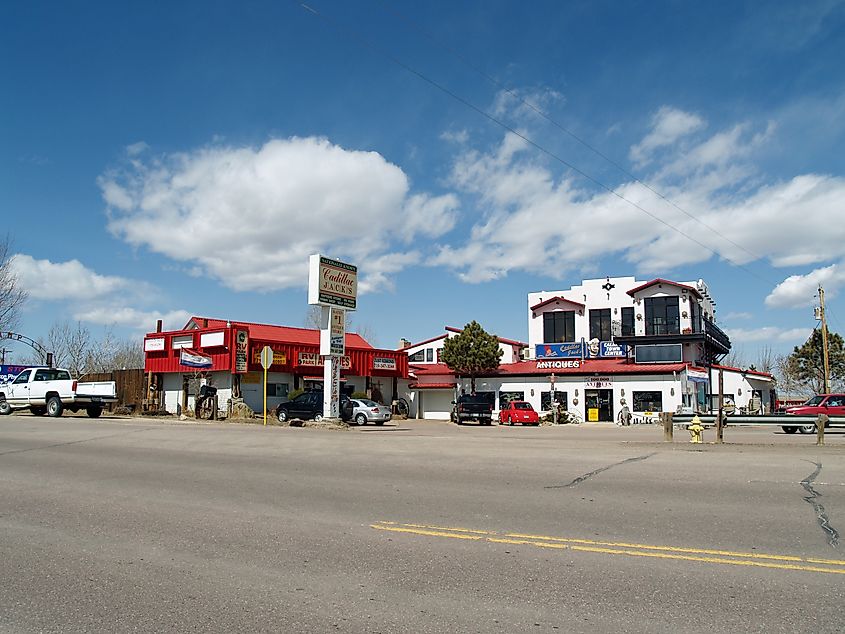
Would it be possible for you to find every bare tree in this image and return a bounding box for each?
[720,346,746,369]
[0,236,28,331]
[49,321,91,377]
[752,345,776,374]
[84,328,144,372]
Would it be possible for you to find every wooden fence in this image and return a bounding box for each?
[80,368,146,411]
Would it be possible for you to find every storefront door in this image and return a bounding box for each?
[585,389,613,422]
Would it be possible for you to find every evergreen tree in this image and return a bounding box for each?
[788,329,845,393]
[440,321,503,393]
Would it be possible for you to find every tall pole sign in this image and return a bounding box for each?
[308,254,357,420]
[260,345,274,426]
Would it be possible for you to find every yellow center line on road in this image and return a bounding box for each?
[370,522,845,575]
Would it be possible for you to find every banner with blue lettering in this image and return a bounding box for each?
[536,342,584,359]
[0,365,29,384]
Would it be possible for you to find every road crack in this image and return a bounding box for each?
[801,461,840,548]
[546,453,656,489]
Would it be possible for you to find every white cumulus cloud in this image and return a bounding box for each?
[724,326,812,344]
[100,137,458,294]
[765,263,845,308]
[11,254,131,300]
[629,106,706,166]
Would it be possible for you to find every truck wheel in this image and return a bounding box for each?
[86,406,102,418]
[782,426,797,434]
[46,396,63,418]
[0,399,10,415]
[798,424,816,434]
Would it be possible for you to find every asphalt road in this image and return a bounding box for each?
[1,414,844,633]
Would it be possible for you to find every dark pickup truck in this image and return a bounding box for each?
[451,394,494,425]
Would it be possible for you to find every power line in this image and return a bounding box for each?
[293,1,773,285]
[375,0,769,269]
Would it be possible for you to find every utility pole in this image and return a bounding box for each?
[818,285,831,394]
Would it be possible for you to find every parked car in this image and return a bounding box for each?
[499,400,540,425]
[349,398,392,425]
[275,391,353,423]
[451,393,494,425]
[781,394,845,434]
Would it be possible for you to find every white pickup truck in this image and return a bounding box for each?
[0,367,117,418]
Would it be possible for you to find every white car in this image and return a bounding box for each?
[349,399,392,425]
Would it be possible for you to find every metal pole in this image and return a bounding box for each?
[819,286,831,394]
[716,368,724,443]
[263,365,268,426]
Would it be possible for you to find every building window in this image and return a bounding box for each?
[408,349,425,363]
[645,296,680,335]
[589,308,612,341]
[499,391,525,409]
[267,383,290,398]
[543,311,575,343]
[541,391,567,411]
[633,391,663,412]
[621,307,635,336]
[426,348,434,362]
[436,348,443,363]
[689,300,701,333]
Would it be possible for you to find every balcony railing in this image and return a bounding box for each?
[704,318,731,351]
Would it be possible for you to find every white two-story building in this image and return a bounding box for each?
[404,277,774,422]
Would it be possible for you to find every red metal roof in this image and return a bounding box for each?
[529,296,586,311]
[626,279,702,299]
[444,326,527,347]
[403,333,447,349]
[145,317,405,377]
[185,316,373,349]
[411,359,687,377]
[711,364,774,379]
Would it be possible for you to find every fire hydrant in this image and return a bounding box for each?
[688,415,704,444]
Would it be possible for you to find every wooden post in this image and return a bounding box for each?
[716,368,725,444]
[662,412,674,442]
[816,414,828,446]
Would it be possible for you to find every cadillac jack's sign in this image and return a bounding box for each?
[308,254,358,310]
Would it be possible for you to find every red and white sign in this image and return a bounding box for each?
[372,357,396,371]
[144,338,165,352]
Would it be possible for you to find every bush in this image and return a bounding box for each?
[351,391,369,399]
[287,388,305,401]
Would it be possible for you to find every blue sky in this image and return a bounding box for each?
[3,0,845,364]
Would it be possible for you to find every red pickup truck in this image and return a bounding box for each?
[499,401,540,426]
[782,394,845,434]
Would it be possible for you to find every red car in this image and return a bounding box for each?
[499,401,540,426]
[782,394,845,434]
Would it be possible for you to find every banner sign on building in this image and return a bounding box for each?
[308,254,358,310]
[234,330,249,373]
[180,348,213,368]
[0,365,29,384]
[251,349,287,367]
[144,337,165,352]
[599,342,627,358]
[297,352,351,370]
[372,357,397,371]
[536,342,584,359]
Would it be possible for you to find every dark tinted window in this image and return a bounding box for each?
[543,311,575,343]
[621,307,635,336]
[645,297,680,335]
[589,309,612,341]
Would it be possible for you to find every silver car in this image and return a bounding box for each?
[350,398,392,425]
